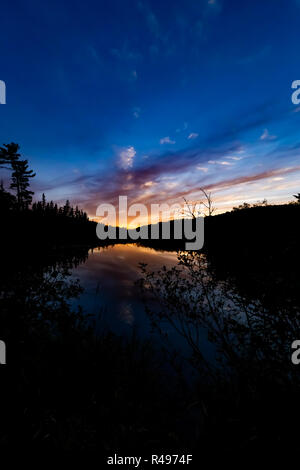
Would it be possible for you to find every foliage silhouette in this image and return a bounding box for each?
[10,158,35,210]
[0,246,196,453]
[293,192,300,203]
[138,250,300,452]
[1,141,300,454]
[0,142,98,245]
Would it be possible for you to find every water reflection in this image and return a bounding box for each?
[71,244,178,334]
[1,242,300,451]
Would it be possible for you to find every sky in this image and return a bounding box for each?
[1,0,300,223]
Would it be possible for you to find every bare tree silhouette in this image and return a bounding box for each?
[293,193,300,204]
[199,187,215,216]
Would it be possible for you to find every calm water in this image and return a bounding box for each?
[71,243,215,364]
[71,243,178,335]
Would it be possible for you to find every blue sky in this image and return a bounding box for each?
[1,0,300,219]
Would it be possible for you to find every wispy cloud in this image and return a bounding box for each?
[260,128,277,141]
[160,136,175,145]
[226,156,244,161]
[39,140,300,220]
[208,160,233,165]
[188,132,199,140]
[35,102,300,217]
[204,166,300,192]
[197,166,208,172]
[119,146,136,169]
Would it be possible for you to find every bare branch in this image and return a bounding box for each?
[199,187,215,216]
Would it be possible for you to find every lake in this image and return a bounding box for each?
[71,243,178,333]
[70,243,216,366]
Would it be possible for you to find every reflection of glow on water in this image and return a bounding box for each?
[119,302,134,325]
[71,243,180,333]
[77,244,179,288]
[89,243,178,264]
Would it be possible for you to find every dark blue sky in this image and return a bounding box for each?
[1,0,300,219]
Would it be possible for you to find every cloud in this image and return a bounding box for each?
[63,141,243,209]
[226,156,244,161]
[40,136,300,221]
[142,181,156,188]
[260,128,277,141]
[197,166,208,172]
[37,101,300,217]
[160,136,175,145]
[119,146,136,169]
[188,132,199,140]
[203,166,300,192]
[208,160,233,165]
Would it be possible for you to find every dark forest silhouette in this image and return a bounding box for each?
[0,143,89,220]
[0,142,35,210]
[0,143,99,246]
[1,142,300,456]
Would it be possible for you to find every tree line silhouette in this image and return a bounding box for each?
[1,142,300,455]
[1,142,300,249]
[32,195,88,222]
[0,143,98,245]
[0,142,88,221]
[0,142,35,211]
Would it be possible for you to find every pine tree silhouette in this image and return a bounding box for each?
[0,142,20,168]
[0,180,16,210]
[10,159,36,210]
